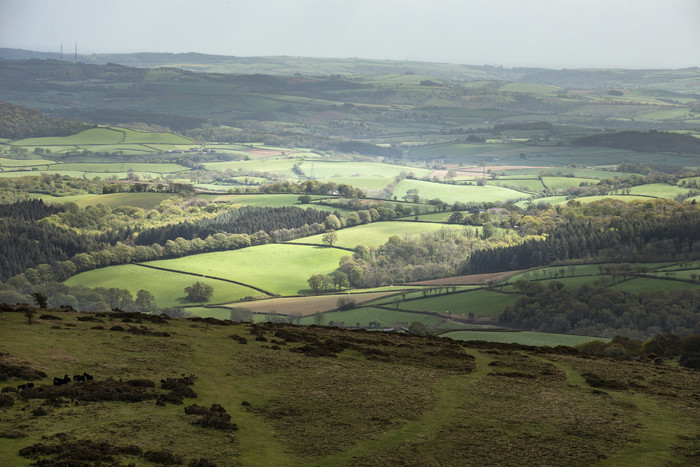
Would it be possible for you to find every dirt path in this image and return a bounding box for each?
[317,350,493,466]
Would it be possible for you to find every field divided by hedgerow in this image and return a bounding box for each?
[64,264,263,308]
[143,244,349,296]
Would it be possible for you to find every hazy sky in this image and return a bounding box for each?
[1,0,699,69]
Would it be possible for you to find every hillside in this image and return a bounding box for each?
[0,101,93,140]
[1,305,698,466]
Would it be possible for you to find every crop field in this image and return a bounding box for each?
[393,179,525,204]
[64,264,261,308]
[289,221,471,249]
[399,289,520,317]
[218,291,400,316]
[144,244,349,296]
[439,330,607,346]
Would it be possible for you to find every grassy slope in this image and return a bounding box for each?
[64,264,264,308]
[289,221,470,249]
[1,309,697,466]
[142,244,349,296]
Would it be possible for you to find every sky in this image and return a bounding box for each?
[1,0,699,69]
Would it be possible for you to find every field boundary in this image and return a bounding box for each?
[133,262,274,296]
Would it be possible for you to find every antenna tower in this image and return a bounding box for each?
[60,42,63,61]
[74,42,77,63]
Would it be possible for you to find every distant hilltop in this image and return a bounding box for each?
[2,48,698,87]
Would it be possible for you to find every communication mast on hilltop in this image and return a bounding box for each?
[60,42,63,62]
[74,42,78,63]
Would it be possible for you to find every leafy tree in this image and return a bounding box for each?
[229,307,253,322]
[313,311,325,326]
[408,321,430,336]
[322,229,338,247]
[30,292,48,309]
[184,281,214,301]
[135,289,156,313]
[324,214,342,231]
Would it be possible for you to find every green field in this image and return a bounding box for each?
[289,221,472,249]
[627,183,690,198]
[143,244,349,296]
[399,289,520,317]
[210,194,327,208]
[393,179,526,204]
[64,264,262,308]
[12,126,194,146]
[439,330,608,346]
[541,176,599,190]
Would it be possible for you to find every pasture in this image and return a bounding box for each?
[289,221,471,249]
[299,306,445,328]
[210,193,327,208]
[393,179,526,204]
[297,160,432,179]
[143,244,349,296]
[64,264,262,308]
[399,289,520,317]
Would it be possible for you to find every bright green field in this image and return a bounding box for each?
[439,330,608,346]
[0,157,57,167]
[64,264,261,308]
[203,158,302,179]
[210,194,326,208]
[515,196,568,208]
[627,183,690,198]
[49,162,189,174]
[541,177,599,190]
[289,221,470,249]
[400,289,520,317]
[497,82,561,94]
[144,244,349,295]
[393,179,526,204]
[490,179,545,191]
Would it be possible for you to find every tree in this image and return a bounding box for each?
[323,229,338,247]
[30,292,48,309]
[324,214,342,231]
[298,195,311,204]
[230,307,253,322]
[135,289,156,313]
[408,321,430,336]
[184,281,214,301]
[313,312,325,326]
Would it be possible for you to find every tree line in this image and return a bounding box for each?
[0,101,93,140]
[501,280,700,339]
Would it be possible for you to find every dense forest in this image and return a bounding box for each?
[134,206,331,245]
[464,199,700,274]
[501,281,700,338]
[0,200,98,280]
[0,101,93,139]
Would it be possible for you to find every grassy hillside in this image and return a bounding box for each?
[0,306,698,466]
